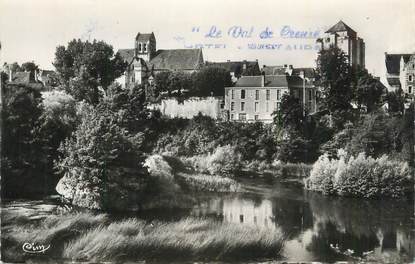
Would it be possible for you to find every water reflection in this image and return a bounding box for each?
[2,181,413,262]
[189,182,414,262]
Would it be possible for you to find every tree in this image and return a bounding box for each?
[316,46,353,129]
[55,103,148,210]
[386,90,405,113]
[354,68,385,112]
[21,61,39,73]
[53,39,127,104]
[35,91,78,189]
[276,93,305,136]
[192,67,232,96]
[1,84,44,197]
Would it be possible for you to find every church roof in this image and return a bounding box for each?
[148,49,203,71]
[385,53,413,75]
[118,48,135,62]
[135,33,154,42]
[326,20,356,34]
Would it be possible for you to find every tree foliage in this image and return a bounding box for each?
[53,39,126,104]
[353,68,385,112]
[192,67,232,96]
[55,103,148,210]
[316,46,353,128]
[1,84,44,197]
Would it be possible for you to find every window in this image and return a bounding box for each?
[276,102,281,111]
[239,113,246,121]
[277,90,281,100]
[138,43,142,52]
[241,89,246,99]
[266,90,270,100]
[255,102,259,112]
[143,43,147,52]
[230,114,234,120]
[254,115,259,121]
[326,37,330,42]
[240,215,244,223]
[241,102,245,111]
[255,90,259,100]
[309,90,312,100]
[409,86,413,94]
[231,89,235,99]
[266,102,269,112]
[230,102,235,111]
[409,75,413,82]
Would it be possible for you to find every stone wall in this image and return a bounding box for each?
[149,96,224,119]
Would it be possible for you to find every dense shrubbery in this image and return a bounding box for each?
[306,150,413,198]
[154,115,278,163]
[321,109,414,165]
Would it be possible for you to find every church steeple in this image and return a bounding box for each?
[134,32,156,62]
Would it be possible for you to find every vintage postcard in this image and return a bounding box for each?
[1,0,414,263]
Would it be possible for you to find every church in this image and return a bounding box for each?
[117,33,204,88]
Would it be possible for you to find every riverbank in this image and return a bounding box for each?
[2,211,284,262]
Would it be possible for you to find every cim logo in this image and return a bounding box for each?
[22,242,50,254]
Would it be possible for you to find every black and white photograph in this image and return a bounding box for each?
[1,0,414,262]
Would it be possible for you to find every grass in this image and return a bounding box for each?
[176,172,240,192]
[2,212,284,262]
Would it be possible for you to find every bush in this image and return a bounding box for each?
[207,145,242,176]
[306,150,413,198]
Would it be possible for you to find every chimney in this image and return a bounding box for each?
[34,70,38,82]
[289,65,293,69]
[261,71,265,87]
[299,70,305,79]
[9,68,12,82]
[284,64,288,68]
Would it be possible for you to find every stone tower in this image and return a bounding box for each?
[318,21,365,69]
[134,32,156,62]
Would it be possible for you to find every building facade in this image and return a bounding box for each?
[224,74,316,123]
[317,20,365,69]
[385,52,415,96]
[117,32,204,88]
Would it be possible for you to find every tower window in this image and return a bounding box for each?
[138,43,142,52]
[143,43,147,52]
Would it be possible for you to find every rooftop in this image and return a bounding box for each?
[325,20,356,34]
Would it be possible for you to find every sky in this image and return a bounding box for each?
[1,0,414,81]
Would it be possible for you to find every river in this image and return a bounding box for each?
[2,178,414,262]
